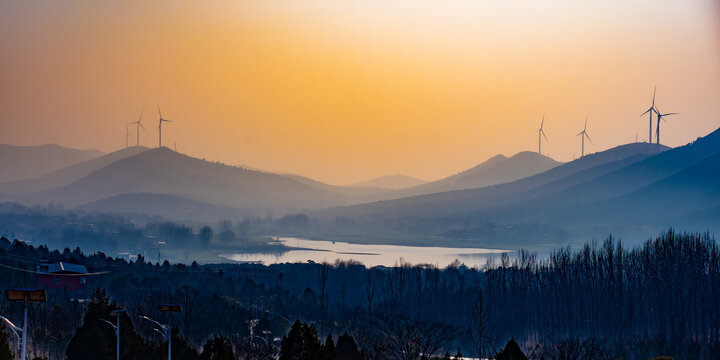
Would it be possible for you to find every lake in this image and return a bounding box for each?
[221,237,509,268]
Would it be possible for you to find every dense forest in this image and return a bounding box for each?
[0,230,718,359]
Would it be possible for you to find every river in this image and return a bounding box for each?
[221,237,509,268]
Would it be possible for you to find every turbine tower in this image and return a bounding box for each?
[655,107,677,149]
[129,111,146,147]
[577,115,593,157]
[125,122,130,148]
[537,114,548,155]
[640,87,659,144]
[157,105,173,148]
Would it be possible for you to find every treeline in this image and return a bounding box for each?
[0,203,281,260]
[1,230,719,359]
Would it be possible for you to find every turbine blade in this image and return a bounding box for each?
[542,131,548,142]
[584,114,588,131]
[652,86,656,106]
[157,105,162,118]
[640,108,652,117]
[541,114,544,129]
[663,112,678,116]
[585,133,593,144]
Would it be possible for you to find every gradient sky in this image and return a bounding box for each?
[1,1,719,184]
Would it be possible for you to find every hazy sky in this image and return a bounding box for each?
[1,1,719,184]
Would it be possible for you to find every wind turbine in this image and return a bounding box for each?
[640,87,659,144]
[640,86,660,144]
[157,105,173,148]
[577,115,593,157]
[537,114,548,155]
[655,107,677,148]
[129,111,146,147]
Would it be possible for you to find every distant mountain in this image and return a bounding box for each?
[351,175,427,190]
[0,144,103,183]
[396,151,562,197]
[0,147,394,216]
[330,143,668,218]
[0,146,149,194]
[601,151,720,223]
[320,139,700,249]
[271,173,395,206]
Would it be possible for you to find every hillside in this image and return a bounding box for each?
[79,193,244,222]
[0,146,149,194]
[315,138,710,249]
[395,151,562,197]
[0,144,102,183]
[0,147,397,216]
[351,174,427,190]
[330,142,668,218]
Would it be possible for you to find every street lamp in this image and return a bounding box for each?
[0,315,22,351]
[139,304,181,360]
[1,289,46,360]
[99,309,127,360]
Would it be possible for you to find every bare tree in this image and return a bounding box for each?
[366,267,376,319]
[469,287,492,359]
[316,262,330,332]
[376,316,457,360]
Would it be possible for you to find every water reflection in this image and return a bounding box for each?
[221,237,509,268]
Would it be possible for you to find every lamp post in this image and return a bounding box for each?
[139,304,181,360]
[2,289,46,360]
[99,309,126,360]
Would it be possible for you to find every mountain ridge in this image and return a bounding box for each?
[0,143,103,183]
[351,174,427,190]
[394,151,562,197]
[0,146,149,194]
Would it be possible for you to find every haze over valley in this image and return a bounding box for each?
[1,126,718,252]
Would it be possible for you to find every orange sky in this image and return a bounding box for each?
[1,0,719,184]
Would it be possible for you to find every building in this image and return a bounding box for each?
[37,260,89,291]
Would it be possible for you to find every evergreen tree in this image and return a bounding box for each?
[320,334,337,360]
[495,339,527,360]
[335,332,361,360]
[170,329,201,360]
[279,321,321,360]
[65,288,161,360]
[199,335,235,360]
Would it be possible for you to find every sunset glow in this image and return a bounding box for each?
[1,0,718,184]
